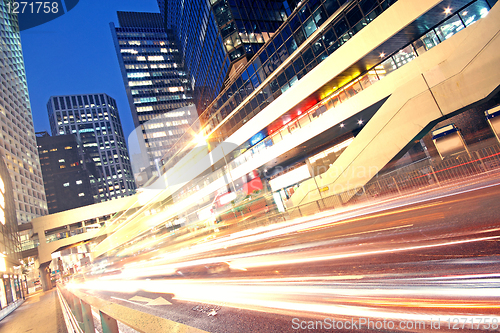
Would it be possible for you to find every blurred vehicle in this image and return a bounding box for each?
[175,262,230,276]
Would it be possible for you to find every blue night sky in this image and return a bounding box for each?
[20,0,160,140]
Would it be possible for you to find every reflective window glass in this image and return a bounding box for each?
[259,49,268,65]
[302,47,315,65]
[313,7,327,27]
[317,50,328,63]
[286,37,298,54]
[322,28,336,47]
[290,15,301,31]
[274,33,284,48]
[281,25,292,41]
[266,41,276,56]
[459,0,489,27]
[412,30,440,55]
[311,38,325,56]
[392,45,417,68]
[299,6,311,22]
[346,5,363,26]
[360,0,378,15]
[378,56,397,79]
[285,65,295,81]
[304,17,317,37]
[435,14,465,41]
[270,79,280,93]
[308,0,321,12]
[250,74,260,89]
[323,0,340,16]
[294,28,306,46]
[277,72,287,87]
[293,56,305,72]
[334,18,349,37]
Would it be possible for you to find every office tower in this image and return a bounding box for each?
[47,94,136,201]
[36,132,99,214]
[158,0,292,114]
[0,153,24,306]
[0,1,48,224]
[110,11,199,177]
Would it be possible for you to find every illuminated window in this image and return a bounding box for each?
[148,55,164,61]
[127,72,150,78]
[50,148,57,152]
[58,159,65,163]
[128,80,153,87]
[64,146,72,150]
[120,49,138,54]
[78,193,85,197]
[76,180,82,185]
[60,165,66,169]
[63,182,69,187]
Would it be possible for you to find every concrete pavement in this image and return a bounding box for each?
[0,289,67,333]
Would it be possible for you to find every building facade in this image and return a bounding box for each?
[110,11,199,178]
[36,132,99,214]
[47,94,136,201]
[158,0,293,114]
[0,153,24,310]
[132,0,500,226]
[0,1,48,224]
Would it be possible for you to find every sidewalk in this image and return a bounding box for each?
[0,288,67,333]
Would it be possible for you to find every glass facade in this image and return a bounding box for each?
[198,0,400,147]
[110,12,199,171]
[159,0,291,114]
[164,0,495,205]
[47,94,136,201]
[0,0,48,224]
[195,0,495,156]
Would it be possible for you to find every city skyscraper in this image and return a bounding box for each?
[47,94,136,201]
[158,0,293,114]
[0,1,48,224]
[36,132,99,214]
[110,11,199,179]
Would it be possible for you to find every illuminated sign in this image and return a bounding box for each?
[249,130,267,147]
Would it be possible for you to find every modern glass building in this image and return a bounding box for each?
[47,94,136,201]
[110,11,199,177]
[158,0,292,114]
[36,132,99,214]
[141,0,499,225]
[198,0,403,144]
[0,1,48,224]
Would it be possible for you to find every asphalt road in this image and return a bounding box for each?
[69,178,500,332]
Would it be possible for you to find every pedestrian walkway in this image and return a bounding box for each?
[0,288,67,333]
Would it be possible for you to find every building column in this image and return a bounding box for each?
[39,262,52,291]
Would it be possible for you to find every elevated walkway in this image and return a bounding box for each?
[287,1,500,207]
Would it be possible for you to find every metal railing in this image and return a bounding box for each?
[287,143,500,219]
[57,284,207,333]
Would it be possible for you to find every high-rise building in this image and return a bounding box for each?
[158,0,292,114]
[0,1,48,224]
[47,94,136,201]
[110,11,199,176]
[36,132,99,214]
[0,153,25,308]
